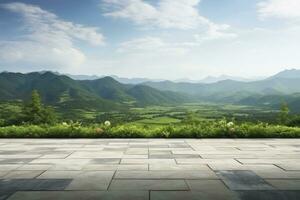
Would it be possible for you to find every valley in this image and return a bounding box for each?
[1,70,300,138]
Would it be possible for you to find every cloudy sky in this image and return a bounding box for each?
[0,0,300,79]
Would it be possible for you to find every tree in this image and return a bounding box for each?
[278,101,290,125]
[183,111,201,125]
[22,90,57,124]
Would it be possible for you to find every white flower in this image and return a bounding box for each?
[104,121,111,127]
[227,122,234,127]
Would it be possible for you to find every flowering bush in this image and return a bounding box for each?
[227,122,234,127]
[0,120,300,138]
[104,121,111,127]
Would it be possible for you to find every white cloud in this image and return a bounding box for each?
[258,0,300,20]
[194,24,237,41]
[0,41,86,70]
[102,0,236,40]
[0,2,104,69]
[117,36,188,55]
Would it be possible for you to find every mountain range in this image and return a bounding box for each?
[0,72,187,111]
[65,74,164,84]
[65,73,263,84]
[143,69,300,100]
[1,69,300,112]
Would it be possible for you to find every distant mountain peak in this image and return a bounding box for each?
[271,68,300,79]
[198,74,259,83]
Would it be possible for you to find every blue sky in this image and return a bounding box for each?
[0,0,300,80]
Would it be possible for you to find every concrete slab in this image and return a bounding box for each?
[0,139,300,200]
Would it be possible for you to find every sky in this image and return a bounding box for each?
[0,0,300,80]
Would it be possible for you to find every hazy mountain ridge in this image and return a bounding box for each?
[268,69,300,79]
[64,73,263,84]
[142,69,300,109]
[143,70,300,96]
[65,73,164,84]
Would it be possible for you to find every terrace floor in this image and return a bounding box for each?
[0,139,300,200]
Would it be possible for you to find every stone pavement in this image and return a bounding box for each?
[0,139,299,200]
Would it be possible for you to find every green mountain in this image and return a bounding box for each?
[2,69,300,112]
[145,78,300,95]
[81,77,134,102]
[0,72,119,110]
[143,76,300,103]
[239,93,300,113]
[0,72,187,110]
[127,85,187,106]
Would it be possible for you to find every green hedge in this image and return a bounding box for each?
[1,121,300,138]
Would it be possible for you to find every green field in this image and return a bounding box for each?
[1,100,300,138]
[0,101,280,126]
[97,103,279,125]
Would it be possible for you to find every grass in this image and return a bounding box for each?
[134,116,181,125]
[0,101,279,124]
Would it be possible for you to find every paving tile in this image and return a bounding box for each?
[200,154,258,159]
[209,163,278,171]
[277,163,300,171]
[37,171,82,179]
[1,139,300,200]
[82,164,148,171]
[186,180,230,192]
[65,171,115,190]
[125,148,148,155]
[121,159,176,164]
[7,191,149,200]
[149,164,209,171]
[150,191,239,200]
[149,150,172,153]
[0,159,34,164]
[0,179,71,191]
[48,164,85,171]
[30,158,91,164]
[0,171,9,178]
[0,165,21,171]
[17,164,52,171]
[208,162,245,170]
[103,147,128,151]
[0,191,14,200]
[122,155,148,159]
[237,158,300,165]
[0,151,24,155]
[149,154,200,159]
[237,191,300,200]
[109,179,188,191]
[39,154,70,159]
[89,158,120,164]
[266,179,300,190]
[115,170,217,179]
[169,144,190,148]
[176,158,240,165]
[217,170,274,190]
[0,155,41,159]
[252,168,300,179]
[3,170,44,179]
[68,152,123,158]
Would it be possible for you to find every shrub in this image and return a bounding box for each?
[1,121,300,138]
